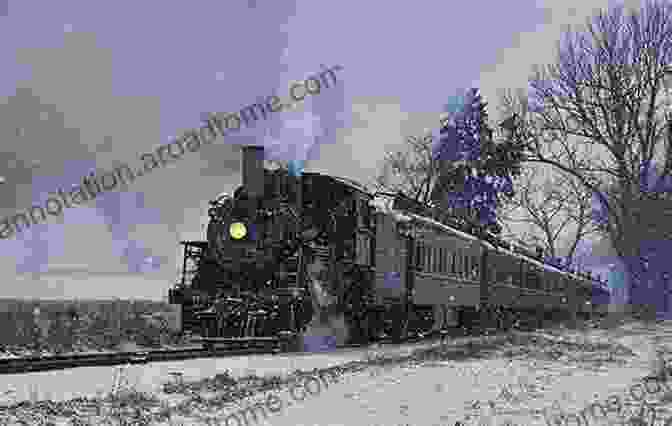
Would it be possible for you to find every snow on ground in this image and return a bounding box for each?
[3,320,672,425]
[159,321,672,425]
[0,338,466,404]
[171,331,639,426]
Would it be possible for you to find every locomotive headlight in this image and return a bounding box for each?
[229,222,247,240]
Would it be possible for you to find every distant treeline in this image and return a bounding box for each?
[0,299,183,353]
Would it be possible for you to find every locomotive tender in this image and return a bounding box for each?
[168,145,610,347]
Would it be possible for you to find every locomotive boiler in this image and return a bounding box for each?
[168,145,611,349]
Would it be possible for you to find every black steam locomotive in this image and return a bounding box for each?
[168,145,611,348]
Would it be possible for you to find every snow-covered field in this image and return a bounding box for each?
[2,319,672,425]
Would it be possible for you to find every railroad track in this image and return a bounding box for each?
[0,333,377,376]
[0,342,279,376]
[0,332,445,376]
[0,324,552,376]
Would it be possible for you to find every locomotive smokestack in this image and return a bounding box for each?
[241,145,265,198]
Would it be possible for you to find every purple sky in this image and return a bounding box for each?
[0,0,631,299]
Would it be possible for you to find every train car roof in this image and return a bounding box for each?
[488,246,609,292]
[328,175,372,195]
[402,210,492,248]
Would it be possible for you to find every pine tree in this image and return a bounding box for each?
[433,88,522,234]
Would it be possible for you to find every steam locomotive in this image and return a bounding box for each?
[168,145,611,348]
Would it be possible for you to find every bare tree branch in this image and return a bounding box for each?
[499,160,599,265]
[498,1,672,308]
[373,132,442,204]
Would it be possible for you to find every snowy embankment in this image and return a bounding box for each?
[1,321,672,425]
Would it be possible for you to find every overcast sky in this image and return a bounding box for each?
[0,0,637,299]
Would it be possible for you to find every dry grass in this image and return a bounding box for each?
[0,299,186,358]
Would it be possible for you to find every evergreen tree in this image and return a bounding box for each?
[433,88,523,234]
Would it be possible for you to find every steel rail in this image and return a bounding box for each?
[0,342,279,375]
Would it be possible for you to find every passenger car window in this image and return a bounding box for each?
[429,247,433,272]
[440,248,446,273]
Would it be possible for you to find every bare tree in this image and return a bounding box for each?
[498,0,672,310]
[374,111,514,234]
[373,133,440,204]
[373,132,483,227]
[500,162,599,265]
[560,173,601,266]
